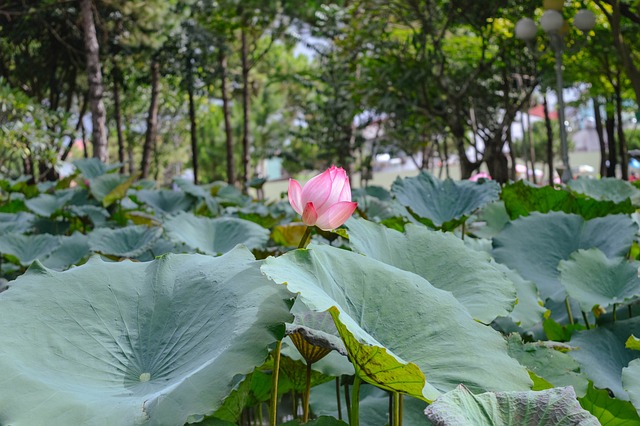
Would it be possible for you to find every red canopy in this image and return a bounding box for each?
[528,104,558,120]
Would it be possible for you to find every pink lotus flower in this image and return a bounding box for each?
[288,166,358,231]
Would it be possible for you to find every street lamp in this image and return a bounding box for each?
[515,7,595,183]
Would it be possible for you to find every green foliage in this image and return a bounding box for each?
[3,161,640,424]
[0,248,292,424]
[425,385,599,425]
[502,180,636,220]
[391,172,501,230]
[579,382,640,426]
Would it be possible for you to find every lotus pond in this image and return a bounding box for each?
[1,159,640,425]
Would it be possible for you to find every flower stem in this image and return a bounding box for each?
[564,297,574,325]
[336,378,342,421]
[350,375,362,426]
[303,362,312,422]
[393,393,402,426]
[299,226,313,249]
[270,340,282,426]
[581,311,590,329]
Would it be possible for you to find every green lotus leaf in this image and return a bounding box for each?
[493,212,637,302]
[494,264,546,328]
[272,223,309,247]
[136,189,194,215]
[501,180,636,220]
[213,183,251,207]
[164,212,269,255]
[329,306,428,399]
[507,334,588,397]
[41,232,90,270]
[346,218,516,323]
[68,204,110,226]
[424,385,598,425]
[88,225,163,258]
[262,244,532,401]
[173,177,211,198]
[0,233,61,265]
[89,173,135,207]
[579,382,640,425]
[391,171,500,229]
[0,248,292,424]
[623,359,640,415]
[569,317,640,400]
[627,336,640,351]
[559,249,640,312]
[0,211,34,233]
[24,190,75,216]
[472,200,511,239]
[73,158,120,179]
[569,177,640,206]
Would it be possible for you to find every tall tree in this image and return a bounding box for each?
[140,58,161,179]
[80,0,108,162]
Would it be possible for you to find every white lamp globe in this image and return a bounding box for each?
[574,9,596,32]
[540,9,564,33]
[515,18,537,41]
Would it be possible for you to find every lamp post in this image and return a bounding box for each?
[515,7,595,183]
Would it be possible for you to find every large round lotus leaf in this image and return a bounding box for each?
[173,177,211,198]
[89,225,163,258]
[559,249,640,312]
[501,180,635,220]
[569,317,640,400]
[569,177,640,205]
[24,191,75,217]
[493,212,637,302]
[506,334,588,397]
[424,385,598,425]
[89,173,136,207]
[0,233,61,265]
[391,171,500,229]
[41,232,90,270]
[345,218,516,323]
[0,248,292,425]
[68,204,110,227]
[262,244,532,400]
[164,212,269,255]
[136,189,194,215]
[494,264,546,329]
[0,211,34,233]
[579,382,640,426]
[623,359,640,414]
[73,158,121,179]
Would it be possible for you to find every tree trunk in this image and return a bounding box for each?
[527,110,537,184]
[614,78,629,180]
[140,59,160,179]
[605,113,617,177]
[187,62,199,185]
[451,119,473,179]
[112,64,126,174]
[506,124,516,181]
[241,28,251,192]
[485,135,509,184]
[219,49,235,185]
[543,95,554,186]
[61,91,88,162]
[80,0,108,163]
[607,0,640,107]
[592,97,607,177]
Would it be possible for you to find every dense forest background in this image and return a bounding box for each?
[1,0,639,188]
